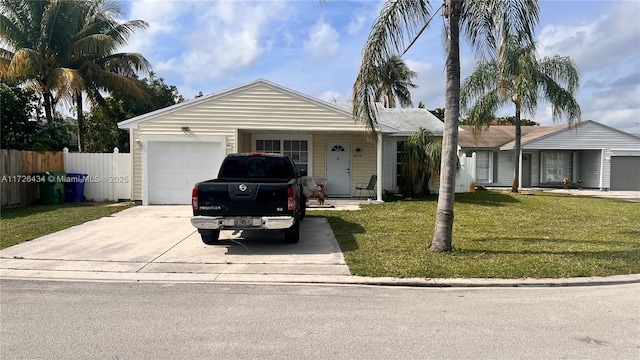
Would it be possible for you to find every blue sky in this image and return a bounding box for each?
[121,0,640,134]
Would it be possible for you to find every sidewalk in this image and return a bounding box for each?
[543,188,640,202]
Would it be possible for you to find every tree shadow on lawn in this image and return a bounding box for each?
[323,215,365,252]
[454,191,521,206]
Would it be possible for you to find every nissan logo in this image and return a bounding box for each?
[238,184,247,192]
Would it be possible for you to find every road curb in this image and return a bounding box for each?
[1,269,639,288]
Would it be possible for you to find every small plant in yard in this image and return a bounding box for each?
[312,191,640,278]
[1,202,134,249]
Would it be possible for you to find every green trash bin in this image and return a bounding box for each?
[34,171,67,205]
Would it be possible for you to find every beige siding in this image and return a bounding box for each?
[128,84,368,201]
[132,128,142,200]
[313,134,376,194]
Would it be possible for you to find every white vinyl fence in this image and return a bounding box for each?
[455,152,477,193]
[63,148,131,201]
[429,149,477,194]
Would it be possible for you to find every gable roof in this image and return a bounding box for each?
[459,121,640,150]
[117,79,444,135]
[118,78,354,129]
[458,125,544,148]
[500,124,570,149]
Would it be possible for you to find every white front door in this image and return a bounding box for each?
[326,141,351,196]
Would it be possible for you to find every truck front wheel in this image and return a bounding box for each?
[199,229,220,245]
[284,222,300,243]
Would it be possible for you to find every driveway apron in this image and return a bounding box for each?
[0,206,351,282]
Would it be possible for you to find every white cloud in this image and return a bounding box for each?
[304,19,340,58]
[125,1,290,84]
[347,15,366,35]
[124,1,188,55]
[404,58,447,109]
[538,1,640,74]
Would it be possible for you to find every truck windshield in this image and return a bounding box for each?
[219,157,293,179]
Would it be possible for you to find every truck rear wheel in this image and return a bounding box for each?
[284,222,300,243]
[199,229,220,245]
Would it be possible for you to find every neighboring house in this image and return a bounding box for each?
[458,121,640,190]
[117,79,446,205]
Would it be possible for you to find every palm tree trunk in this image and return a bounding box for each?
[76,91,85,152]
[43,91,54,124]
[511,102,522,193]
[430,0,461,253]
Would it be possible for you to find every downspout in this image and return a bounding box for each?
[377,132,383,202]
[129,130,136,202]
[599,149,604,190]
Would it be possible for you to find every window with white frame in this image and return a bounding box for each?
[283,140,308,173]
[475,151,493,183]
[544,152,572,183]
[253,136,309,174]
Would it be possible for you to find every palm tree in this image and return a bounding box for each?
[374,55,418,108]
[400,128,442,197]
[0,0,81,123]
[64,0,150,151]
[352,0,540,252]
[0,0,150,151]
[461,33,581,193]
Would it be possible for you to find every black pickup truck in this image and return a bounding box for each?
[190,153,306,244]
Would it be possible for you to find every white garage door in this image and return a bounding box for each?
[147,141,224,204]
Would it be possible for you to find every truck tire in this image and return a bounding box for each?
[199,229,220,245]
[284,222,300,243]
[300,200,306,220]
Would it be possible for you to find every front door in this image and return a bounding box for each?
[326,141,351,197]
[522,153,531,188]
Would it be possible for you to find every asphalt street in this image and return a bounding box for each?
[1,280,638,359]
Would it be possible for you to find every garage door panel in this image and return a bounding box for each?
[610,156,640,191]
[147,141,223,204]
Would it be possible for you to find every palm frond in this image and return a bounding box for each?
[353,0,431,139]
[462,0,539,60]
[6,47,39,79]
[460,61,499,113]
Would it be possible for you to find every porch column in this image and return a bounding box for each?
[599,149,605,190]
[377,132,383,202]
[518,151,522,188]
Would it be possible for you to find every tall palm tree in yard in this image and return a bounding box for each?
[375,55,418,108]
[0,0,80,123]
[461,33,581,193]
[0,0,150,151]
[64,0,150,151]
[352,0,539,252]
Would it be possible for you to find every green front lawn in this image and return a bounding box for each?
[312,191,640,278]
[1,202,134,249]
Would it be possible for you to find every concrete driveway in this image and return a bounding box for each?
[0,206,351,283]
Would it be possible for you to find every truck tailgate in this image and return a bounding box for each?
[195,182,292,217]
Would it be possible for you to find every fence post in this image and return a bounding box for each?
[471,152,477,191]
[113,147,119,201]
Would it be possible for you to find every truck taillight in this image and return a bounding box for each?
[192,187,198,210]
[287,187,294,210]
